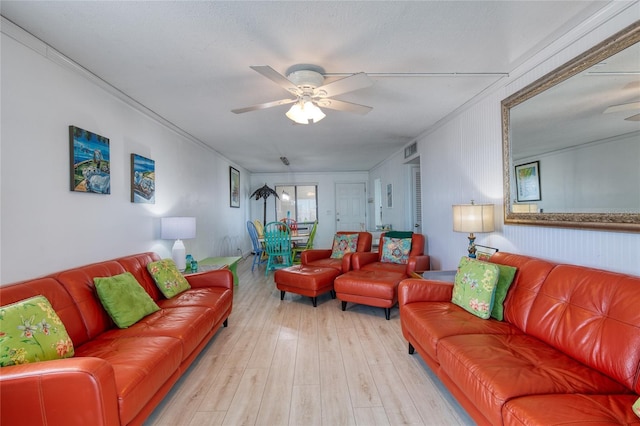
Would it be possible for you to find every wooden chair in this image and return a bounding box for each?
[263,221,293,276]
[247,221,267,272]
[292,220,318,264]
[253,219,264,238]
[280,218,298,234]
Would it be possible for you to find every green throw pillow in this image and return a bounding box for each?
[490,263,517,321]
[633,396,640,419]
[451,257,500,319]
[380,237,412,264]
[384,231,413,239]
[0,295,74,367]
[147,258,191,298]
[330,234,359,259]
[94,272,160,328]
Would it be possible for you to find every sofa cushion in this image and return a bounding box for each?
[94,272,160,328]
[452,257,499,319]
[97,306,215,361]
[490,263,517,321]
[524,265,640,393]
[330,234,359,259]
[400,301,522,362]
[74,335,183,425]
[503,394,640,425]
[380,237,412,264]
[438,333,631,426]
[147,259,191,298]
[0,295,74,366]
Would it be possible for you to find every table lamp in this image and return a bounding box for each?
[161,217,196,271]
[452,201,494,258]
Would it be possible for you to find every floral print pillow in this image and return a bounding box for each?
[380,237,412,264]
[0,295,74,367]
[147,259,191,298]
[451,257,500,319]
[330,234,359,259]
[634,397,640,419]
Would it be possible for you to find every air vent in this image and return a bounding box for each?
[404,142,417,159]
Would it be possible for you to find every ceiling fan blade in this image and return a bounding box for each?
[315,72,373,98]
[250,65,299,95]
[603,101,640,114]
[232,98,296,114]
[317,99,372,115]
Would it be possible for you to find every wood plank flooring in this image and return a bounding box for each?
[145,257,474,426]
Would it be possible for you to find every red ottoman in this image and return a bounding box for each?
[334,270,406,320]
[274,265,341,307]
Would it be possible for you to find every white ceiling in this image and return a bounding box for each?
[0,1,612,173]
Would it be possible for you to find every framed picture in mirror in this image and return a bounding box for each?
[515,161,541,202]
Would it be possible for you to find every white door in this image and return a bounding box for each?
[335,183,366,232]
[412,166,422,234]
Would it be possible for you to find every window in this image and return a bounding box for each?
[275,185,318,224]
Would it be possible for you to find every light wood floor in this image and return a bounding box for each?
[145,257,474,426]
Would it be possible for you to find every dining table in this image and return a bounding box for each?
[258,233,309,244]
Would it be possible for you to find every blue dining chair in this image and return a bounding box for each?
[263,221,293,276]
[247,221,267,272]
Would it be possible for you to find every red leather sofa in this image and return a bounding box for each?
[301,231,373,273]
[0,252,233,426]
[399,252,640,425]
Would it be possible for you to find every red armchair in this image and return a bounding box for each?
[334,232,430,319]
[301,231,373,273]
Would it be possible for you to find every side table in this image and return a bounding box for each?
[188,256,242,285]
[411,269,457,282]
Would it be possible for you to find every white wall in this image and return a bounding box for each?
[0,26,250,284]
[414,5,640,275]
[249,171,369,250]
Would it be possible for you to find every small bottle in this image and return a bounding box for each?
[185,254,193,271]
[191,259,198,272]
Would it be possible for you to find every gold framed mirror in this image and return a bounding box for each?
[502,21,640,232]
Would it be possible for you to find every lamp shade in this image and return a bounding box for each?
[286,101,326,124]
[161,217,196,240]
[452,204,494,233]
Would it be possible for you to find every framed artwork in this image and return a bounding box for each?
[387,183,393,208]
[230,166,240,208]
[131,154,155,204]
[69,125,110,194]
[515,161,541,202]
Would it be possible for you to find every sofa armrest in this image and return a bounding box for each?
[406,255,431,274]
[352,251,380,269]
[0,357,120,426]
[185,269,233,290]
[301,249,333,264]
[398,278,454,305]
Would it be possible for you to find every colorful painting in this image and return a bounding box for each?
[131,154,155,204]
[515,161,541,202]
[230,166,240,208]
[69,126,110,194]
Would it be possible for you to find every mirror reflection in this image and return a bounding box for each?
[510,42,639,214]
[502,22,640,231]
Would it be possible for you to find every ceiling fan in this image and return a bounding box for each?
[231,65,374,124]
[603,101,640,121]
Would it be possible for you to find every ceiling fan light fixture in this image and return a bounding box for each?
[285,100,326,124]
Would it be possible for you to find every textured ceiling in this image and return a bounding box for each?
[0,1,611,172]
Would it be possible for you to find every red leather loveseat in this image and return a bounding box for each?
[399,252,640,425]
[0,252,233,426]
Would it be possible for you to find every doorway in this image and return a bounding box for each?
[335,183,366,232]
